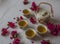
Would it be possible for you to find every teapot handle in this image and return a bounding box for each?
[38,2,54,17]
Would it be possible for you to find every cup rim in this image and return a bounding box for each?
[36,24,47,34]
[25,28,36,39]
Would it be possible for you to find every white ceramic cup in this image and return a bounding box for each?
[25,28,36,39]
[18,20,28,28]
[36,24,48,34]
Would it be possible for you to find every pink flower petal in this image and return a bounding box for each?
[2,28,7,32]
[41,40,47,44]
[57,24,60,32]
[30,7,35,11]
[30,16,36,24]
[51,29,58,36]
[13,38,20,44]
[32,2,37,8]
[20,16,23,20]
[8,22,15,28]
[46,22,56,31]
[30,2,38,11]
[14,38,20,41]
[41,40,50,44]
[11,31,17,36]
[1,28,8,36]
[46,22,59,36]
[23,0,29,5]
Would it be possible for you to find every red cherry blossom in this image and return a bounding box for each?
[30,16,36,24]
[32,2,37,7]
[23,0,29,5]
[51,25,59,36]
[20,16,23,20]
[30,2,39,11]
[13,38,20,44]
[51,30,58,36]
[46,22,59,36]
[57,24,60,32]
[8,22,15,28]
[30,6,38,11]
[1,28,8,36]
[30,7,35,11]
[41,40,50,44]
[11,31,17,37]
[46,22,56,31]
[2,28,7,31]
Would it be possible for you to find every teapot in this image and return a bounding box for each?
[34,2,54,23]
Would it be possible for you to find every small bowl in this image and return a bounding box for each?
[36,24,47,35]
[25,28,36,39]
[18,20,27,28]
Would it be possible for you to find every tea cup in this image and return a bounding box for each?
[18,20,27,28]
[36,24,47,35]
[25,28,36,39]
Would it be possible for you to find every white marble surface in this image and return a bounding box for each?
[0,0,60,44]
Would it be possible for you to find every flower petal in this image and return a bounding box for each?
[57,24,60,32]
[1,28,8,36]
[30,16,36,24]
[8,22,15,28]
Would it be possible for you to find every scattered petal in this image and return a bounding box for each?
[51,29,59,36]
[2,28,7,32]
[8,22,15,28]
[20,16,23,20]
[30,2,39,11]
[11,31,18,38]
[13,38,20,44]
[11,31,17,36]
[30,16,36,24]
[46,22,56,31]
[1,28,8,36]
[46,22,59,36]
[30,7,35,11]
[57,24,60,32]
[41,40,50,44]
[32,2,37,7]
[23,0,29,5]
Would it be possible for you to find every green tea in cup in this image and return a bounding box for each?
[25,28,35,39]
[18,20,27,28]
[37,25,47,34]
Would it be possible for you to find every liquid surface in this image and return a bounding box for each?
[18,20,27,27]
[37,25,46,33]
[23,9,30,15]
[26,29,35,37]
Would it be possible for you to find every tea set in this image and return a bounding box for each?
[17,2,54,39]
